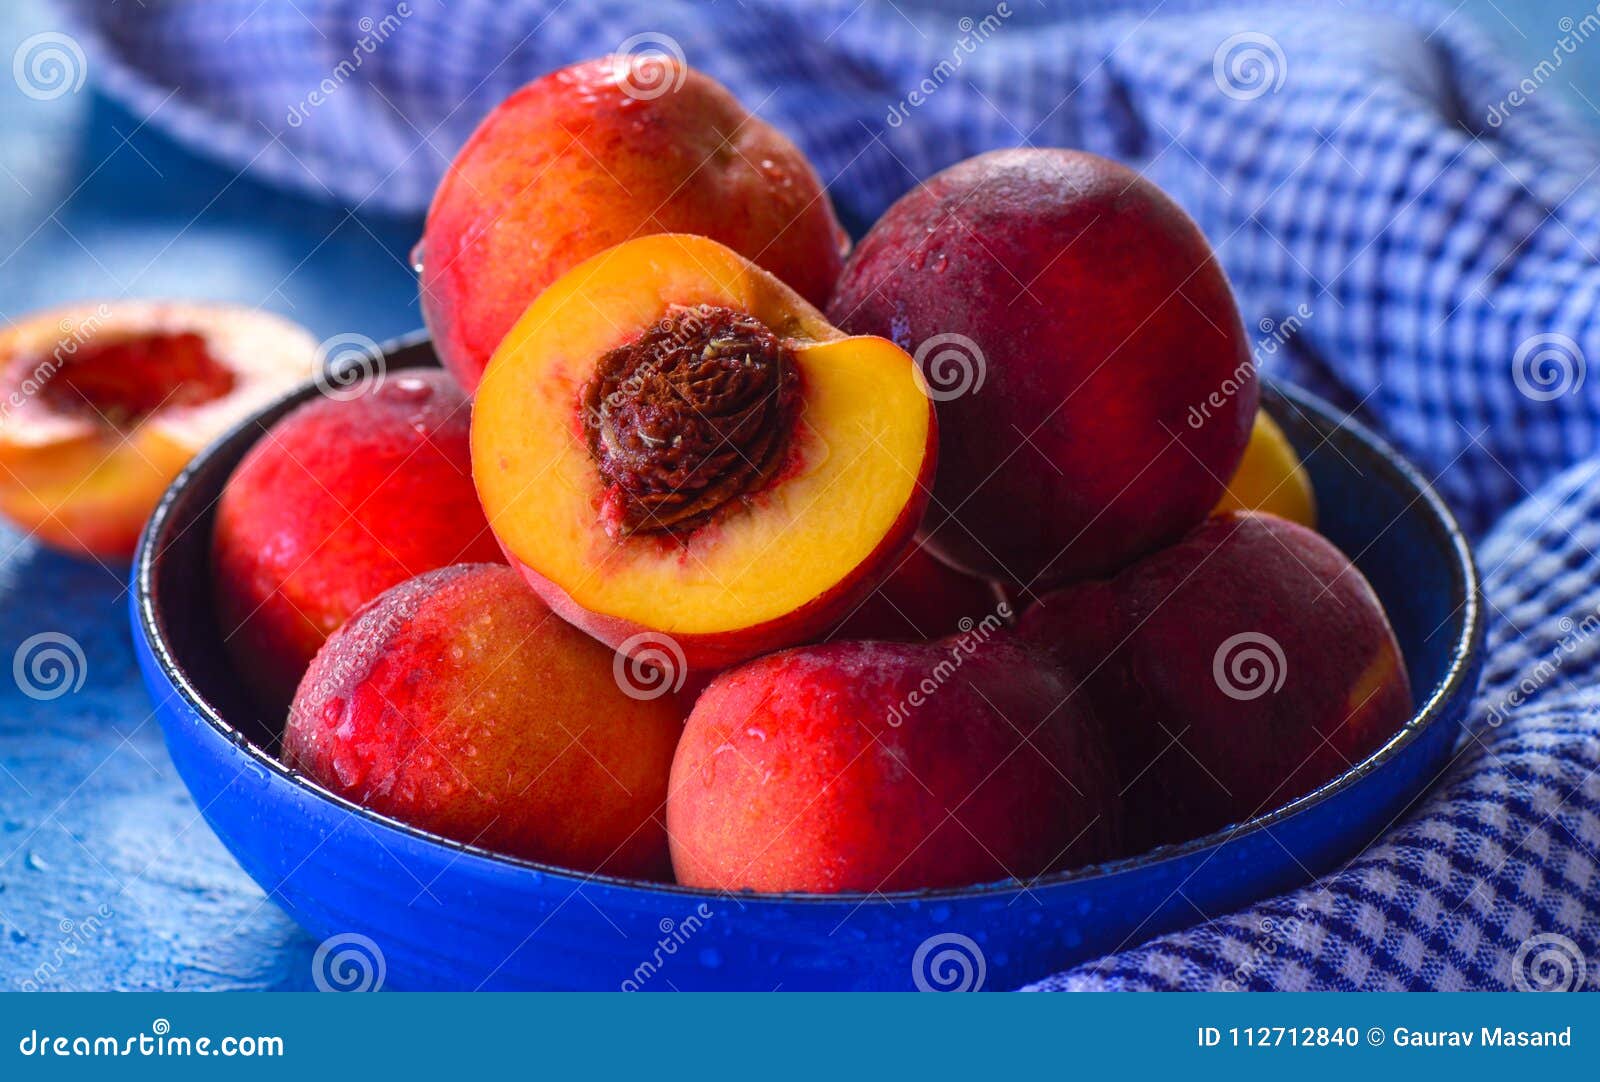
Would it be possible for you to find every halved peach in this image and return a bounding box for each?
[0,302,319,558]
[1213,411,1316,528]
[473,234,936,669]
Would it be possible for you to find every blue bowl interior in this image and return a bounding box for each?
[133,339,1481,990]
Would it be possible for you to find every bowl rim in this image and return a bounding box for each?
[132,332,1483,906]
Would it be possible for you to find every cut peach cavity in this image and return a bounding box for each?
[0,302,320,559]
[472,234,937,670]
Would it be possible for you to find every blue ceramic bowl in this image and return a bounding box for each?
[131,334,1482,991]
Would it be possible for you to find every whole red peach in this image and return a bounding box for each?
[829,148,1255,587]
[285,564,683,878]
[1020,511,1411,853]
[667,635,1119,893]
[212,370,502,716]
[421,55,849,391]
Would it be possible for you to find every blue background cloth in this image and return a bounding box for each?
[1,0,1598,991]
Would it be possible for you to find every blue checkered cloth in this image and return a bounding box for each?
[65,0,1600,990]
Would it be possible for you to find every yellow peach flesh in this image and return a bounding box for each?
[0,303,320,557]
[1213,410,1316,528]
[473,234,933,636]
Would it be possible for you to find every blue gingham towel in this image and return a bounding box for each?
[63,0,1600,989]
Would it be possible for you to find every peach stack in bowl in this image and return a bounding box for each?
[104,54,1480,990]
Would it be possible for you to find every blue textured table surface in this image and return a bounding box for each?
[0,0,1586,991]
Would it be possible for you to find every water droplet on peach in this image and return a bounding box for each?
[332,750,365,788]
[379,376,435,405]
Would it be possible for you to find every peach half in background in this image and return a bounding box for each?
[472,234,936,671]
[0,302,320,559]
